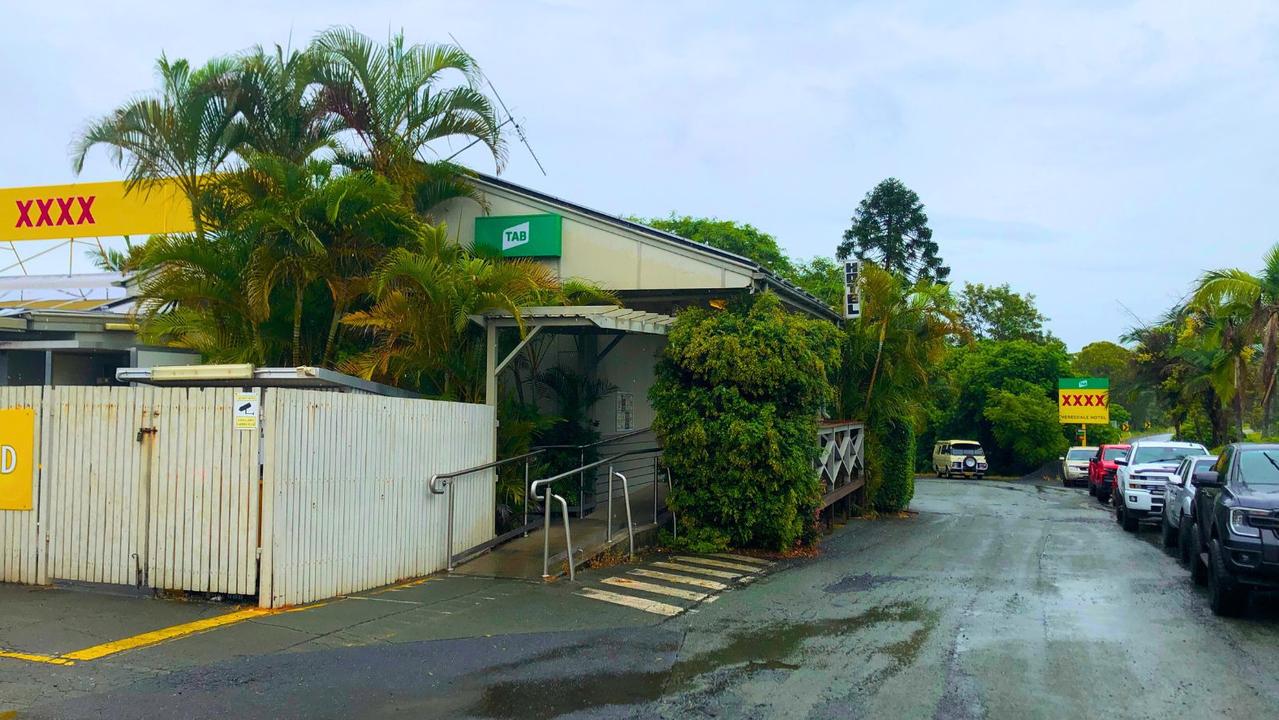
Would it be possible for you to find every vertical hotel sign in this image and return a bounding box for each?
[0,179,195,241]
[0,407,36,510]
[1058,377,1109,424]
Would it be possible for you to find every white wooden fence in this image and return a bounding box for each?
[0,385,495,608]
[259,390,493,608]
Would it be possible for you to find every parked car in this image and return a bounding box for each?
[1114,440,1210,532]
[1160,454,1217,559]
[1059,446,1097,487]
[1187,443,1279,616]
[1088,444,1131,502]
[932,440,988,479]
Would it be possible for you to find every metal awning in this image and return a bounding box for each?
[472,305,675,336]
[116,365,423,399]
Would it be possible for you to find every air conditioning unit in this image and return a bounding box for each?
[844,260,860,320]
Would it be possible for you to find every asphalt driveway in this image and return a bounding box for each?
[5,476,1279,718]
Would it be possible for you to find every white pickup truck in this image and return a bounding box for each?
[1114,440,1211,532]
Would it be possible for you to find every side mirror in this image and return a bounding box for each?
[1115,459,1128,466]
[1193,471,1222,488]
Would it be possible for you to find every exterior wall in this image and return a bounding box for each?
[592,334,664,436]
[133,348,201,368]
[434,186,755,294]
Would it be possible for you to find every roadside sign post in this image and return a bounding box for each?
[1059,378,1109,444]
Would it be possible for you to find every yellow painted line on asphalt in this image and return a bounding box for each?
[673,556,764,573]
[630,568,728,590]
[576,587,684,617]
[602,577,709,602]
[709,553,773,566]
[0,648,75,666]
[62,607,273,661]
[651,561,743,579]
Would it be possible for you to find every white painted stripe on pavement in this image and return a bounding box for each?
[602,577,709,602]
[630,569,729,590]
[708,553,773,566]
[651,561,743,579]
[673,556,763,573]
[577,587,684,616]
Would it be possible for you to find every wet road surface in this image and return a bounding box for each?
[12,477,1279,718]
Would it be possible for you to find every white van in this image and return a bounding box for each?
[933,440,988,479]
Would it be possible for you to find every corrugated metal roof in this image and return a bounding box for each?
[474,305,675,335]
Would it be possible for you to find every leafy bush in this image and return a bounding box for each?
[651,293,840,550]
[982,382,1068,471]
[872,417,915,511]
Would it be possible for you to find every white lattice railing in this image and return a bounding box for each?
[817,421,865,508]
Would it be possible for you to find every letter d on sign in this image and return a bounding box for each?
[0,407,35,511]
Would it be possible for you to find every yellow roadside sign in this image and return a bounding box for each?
[1058,377,1109,424]
[0,407,36,510]
[0,179,194,241]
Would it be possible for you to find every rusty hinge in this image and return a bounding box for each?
[135,426,158,442]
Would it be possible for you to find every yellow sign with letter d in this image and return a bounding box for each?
[0,407,36,511]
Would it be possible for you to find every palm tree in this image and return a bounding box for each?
[311,27,507,214]
[214,154,421,366]
[72,55,243,237]
[840,262,964,422]
[340,223,616,398]
[226,45,340,164]
[1191,243,1279,430]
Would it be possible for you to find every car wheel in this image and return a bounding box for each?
[1088,483,1097,497]
[1178,518,1194,566]
[1161,513,1177,548]
[1122,506,1139,533]
[938,467,947,479]
[1097,489,1110,504]
[1208,538,1249,617]
[1190,520,1207,586]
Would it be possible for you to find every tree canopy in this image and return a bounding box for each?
[958,282,1049,342]
[837,178,949,283]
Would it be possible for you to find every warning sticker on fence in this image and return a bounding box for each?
[234,390,260,431]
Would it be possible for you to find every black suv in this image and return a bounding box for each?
[1188,443,1279,616]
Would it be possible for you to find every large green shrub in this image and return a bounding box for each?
[872,417,915,512]
[650,293,840,550]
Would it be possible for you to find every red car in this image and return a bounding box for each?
[1088,444,1131,502]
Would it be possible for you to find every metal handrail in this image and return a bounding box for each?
[529,446,661,578]
[429,430,656,573]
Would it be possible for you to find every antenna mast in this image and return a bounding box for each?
[448,33,547,176]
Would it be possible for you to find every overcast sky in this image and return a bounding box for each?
[3,1,1278,349]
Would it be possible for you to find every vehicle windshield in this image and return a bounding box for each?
[1103,448,1128,461]
[950,443,983,455]
[1066,449,1092,460]
[1188,457,1215,477]
[1131,446,1205,465]
[1236,450,1279,487]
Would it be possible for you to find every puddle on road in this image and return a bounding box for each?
[475,602,936,719]
[824,573,907,593]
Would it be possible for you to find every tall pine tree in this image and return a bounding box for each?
[837,178,949,283]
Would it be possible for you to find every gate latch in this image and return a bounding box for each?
[135,426,158,442]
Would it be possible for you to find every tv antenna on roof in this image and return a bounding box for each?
[445,33,547,176]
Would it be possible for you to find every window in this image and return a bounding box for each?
[1235,449,1279,487]
[1066,449,1092,460]
[1103,447,1128,461]
[950,442,983,456]
[1130,445,1207,465]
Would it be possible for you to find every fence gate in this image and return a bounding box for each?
[41,386,260,595]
